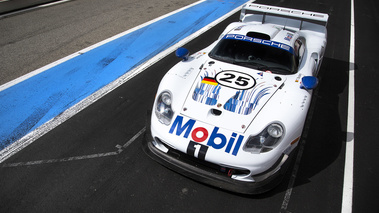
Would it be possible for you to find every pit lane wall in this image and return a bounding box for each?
[0,0,58,15]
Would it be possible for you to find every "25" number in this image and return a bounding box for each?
[215,70,256,90]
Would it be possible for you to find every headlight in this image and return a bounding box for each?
[155,91,174,125]
[243,123,285,154]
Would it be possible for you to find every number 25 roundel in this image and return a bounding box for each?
[215,70,256,90]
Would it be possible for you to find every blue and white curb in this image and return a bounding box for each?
[0,0,251,162]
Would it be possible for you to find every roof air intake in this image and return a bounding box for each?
[246,32,271,40]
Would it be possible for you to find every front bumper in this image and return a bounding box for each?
[143,117,294,195]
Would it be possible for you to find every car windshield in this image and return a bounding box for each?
[209,36,298,74]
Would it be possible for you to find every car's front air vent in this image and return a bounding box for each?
[211,109,222,116]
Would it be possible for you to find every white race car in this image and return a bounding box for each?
[144,3,328,194]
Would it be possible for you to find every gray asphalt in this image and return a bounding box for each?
[0,0,57,14]
[0,0,198,86]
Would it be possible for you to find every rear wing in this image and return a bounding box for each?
[240,3,329,31]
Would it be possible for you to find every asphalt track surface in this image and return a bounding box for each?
[0,0,378,212]
[0,0,58,14]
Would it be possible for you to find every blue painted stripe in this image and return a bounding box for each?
[0,0,249,150]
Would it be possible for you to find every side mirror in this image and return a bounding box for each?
[175,47,189,61]
[300,76,318,90]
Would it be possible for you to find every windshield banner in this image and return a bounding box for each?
[223,34,294,54]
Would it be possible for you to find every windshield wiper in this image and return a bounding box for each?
[264,66,292,74]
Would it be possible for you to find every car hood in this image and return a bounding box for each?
[180,59,286,133]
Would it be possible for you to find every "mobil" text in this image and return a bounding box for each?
[169,115,244,156]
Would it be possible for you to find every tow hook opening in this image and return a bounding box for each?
[228,169,235,177]
[220,167,235,177]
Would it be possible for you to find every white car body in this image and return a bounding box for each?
[144,3,328,194]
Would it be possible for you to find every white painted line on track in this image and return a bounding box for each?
[1,127,146,168]
[281,2,356,212]
[341,0,355,212]
[37,0,72,8]
[0,0,250,163]
[0,0,72,19]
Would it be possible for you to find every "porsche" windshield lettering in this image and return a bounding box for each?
[224,34,294,54]
[169,115,244,156]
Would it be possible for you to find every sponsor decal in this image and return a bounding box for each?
[195,52,207,59]
[284,33,293,41]
[223,34,294,54]
[169,115,244,159]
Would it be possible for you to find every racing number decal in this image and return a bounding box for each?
[220,74,250,86]
[187,141,208,160]
[215,70,256,90]
[218,73,235,83]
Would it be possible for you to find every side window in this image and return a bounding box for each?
[294,38,305,64]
